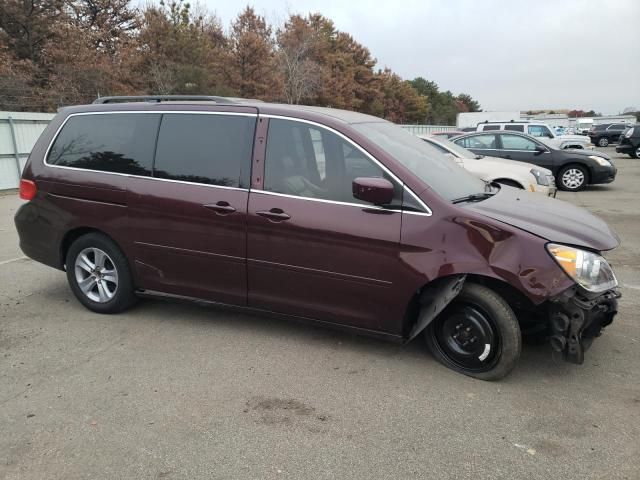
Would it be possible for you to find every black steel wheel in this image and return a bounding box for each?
[425,283,521,380]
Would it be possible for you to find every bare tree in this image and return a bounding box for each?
[276,16,321,104]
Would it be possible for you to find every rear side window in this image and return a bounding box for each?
[455,134,497,149]
[47,113,161,176]
[154,114,256,187]
[528,125,553,138]
[504,124,524,132]
[481,125,500,131]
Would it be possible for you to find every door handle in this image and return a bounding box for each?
[204,201,236,215]
[504,155,512,159]
[256,208,291,222]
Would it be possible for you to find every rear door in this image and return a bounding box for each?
[246,117,409,333]
[607,124,626,142]
[127,110,257,305]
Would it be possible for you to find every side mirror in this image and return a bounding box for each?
[352,177,394,205]
[534,145,547,155]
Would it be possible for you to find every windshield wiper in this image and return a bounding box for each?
[451,192,496,204]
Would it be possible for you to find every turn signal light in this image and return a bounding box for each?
[19,179,37,201]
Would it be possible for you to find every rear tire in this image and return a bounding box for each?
[597,137,609,147]
[632,146,640,159]
[65,233,137,314]
[424,283,521,381]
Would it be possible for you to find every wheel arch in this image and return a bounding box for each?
[402,273,538,341]
[59,227,119,269]
[492,178,525,189]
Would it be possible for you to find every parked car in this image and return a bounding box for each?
[15,96,621,380]
[476,121,593,150]
[588,123,631,147]
[616,125,640,158]
[418,135,556,196]
[453,131,617,191]
[430,131,467,139]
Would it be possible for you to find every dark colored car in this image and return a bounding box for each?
[588,123,630,147]
[15,96,621,380]
[452,131,616,191]
[616,125,640,158]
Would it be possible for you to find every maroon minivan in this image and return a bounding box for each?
[15,96,621,380]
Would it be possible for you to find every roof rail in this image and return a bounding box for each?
[92,95,236,104]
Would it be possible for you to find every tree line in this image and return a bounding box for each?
[0,0,482,124]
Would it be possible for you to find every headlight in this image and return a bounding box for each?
[546,243,618,293]
[530,168,550,186]
[625,127,634,138]
[589,155,611,166]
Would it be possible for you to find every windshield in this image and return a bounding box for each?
[352,122,488,201]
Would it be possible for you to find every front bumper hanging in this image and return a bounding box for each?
[549,287,620,364]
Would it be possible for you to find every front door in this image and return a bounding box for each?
[246,118,408,333]
[128,110,257,305]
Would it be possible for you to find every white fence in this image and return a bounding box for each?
[400,124,457,135]
[0,112,55,190]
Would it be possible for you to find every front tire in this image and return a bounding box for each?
[632,146,640,159]
[558,164,588,191]
[65,233,137,314]
[597,137,609,147]
[424,283,521,381]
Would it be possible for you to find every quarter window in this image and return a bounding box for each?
[501,134,537,150]
[47,113,160,176]
[154,114,256,187]
[264,119,400,205]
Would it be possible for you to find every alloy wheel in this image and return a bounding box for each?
[598,137,609,147]
[561,168,585,190]
[74,247,118,303]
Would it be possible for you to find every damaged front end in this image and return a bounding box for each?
[548,286,620,364]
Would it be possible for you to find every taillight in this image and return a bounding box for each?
[19,179,37,201]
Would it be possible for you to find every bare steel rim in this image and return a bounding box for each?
[74,247,118,303]
[561,168,585,189]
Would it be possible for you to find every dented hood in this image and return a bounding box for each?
[466,187,619,251]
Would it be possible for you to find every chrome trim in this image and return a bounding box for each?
[253,189,402,212]
[135,175,247,192]
[43,110,255,192]
[260,114,432,216]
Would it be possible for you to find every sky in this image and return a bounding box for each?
[196,0,640,115]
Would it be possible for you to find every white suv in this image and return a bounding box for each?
[476,121,593,150]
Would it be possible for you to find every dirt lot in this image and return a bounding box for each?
[1,147,638,479]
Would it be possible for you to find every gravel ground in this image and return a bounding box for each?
[0,146,638,479]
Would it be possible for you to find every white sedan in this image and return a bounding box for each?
[418,135,557,197]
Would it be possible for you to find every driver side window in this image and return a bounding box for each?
[264,119,400,205]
